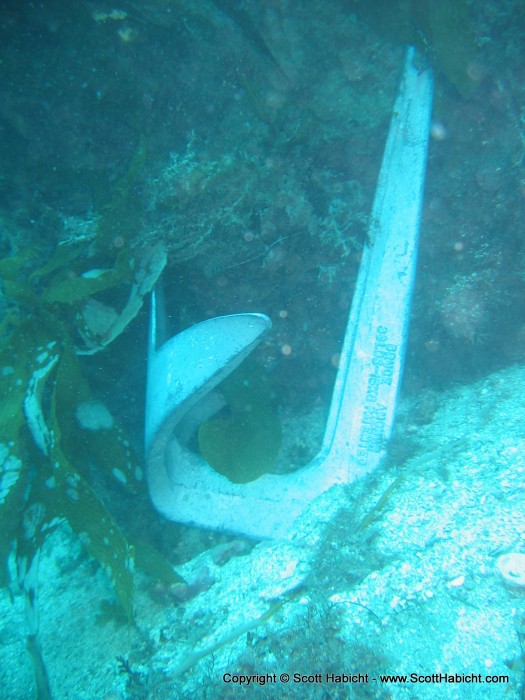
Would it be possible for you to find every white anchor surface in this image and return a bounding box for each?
[145,47,433,539]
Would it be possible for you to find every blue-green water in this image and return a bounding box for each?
[0,1,524,698]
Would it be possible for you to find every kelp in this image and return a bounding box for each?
[347,0,477,97]
[96,135,147,251]
[0,225,168,625]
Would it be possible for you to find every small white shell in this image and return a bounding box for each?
[496,553,525,588]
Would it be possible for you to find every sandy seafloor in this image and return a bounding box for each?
[1,362,524,700]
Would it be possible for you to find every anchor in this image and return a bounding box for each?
[145,47,433,539]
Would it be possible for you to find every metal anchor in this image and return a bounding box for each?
[145,47,433,539]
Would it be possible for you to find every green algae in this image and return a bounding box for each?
[348,0,477,97]
[0,222,167,623]
[198,360,281,483]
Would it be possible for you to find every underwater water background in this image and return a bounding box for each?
[0,0,524,698]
